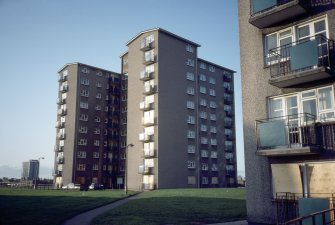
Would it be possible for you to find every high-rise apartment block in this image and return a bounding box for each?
[239,1,335,224]
[54,28,236,190]
[22,160,40,181]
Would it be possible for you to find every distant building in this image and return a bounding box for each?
[21,160,39,180]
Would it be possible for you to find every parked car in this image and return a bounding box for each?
[89,183,105,190]
[62,183,80,190]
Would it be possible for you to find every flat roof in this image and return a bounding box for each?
[197,58,236,73]
[126,27,201,47]
[58,62,120,75]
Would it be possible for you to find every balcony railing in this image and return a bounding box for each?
[139,133,154,142]
[249,0,309,28]
[143,85,156,95]
[268,35,334,88]
[256,113,319,156]
[55,121,65,128]
[140,71,154,81]
[57,109,67,116]
[142,117,156,126]
[139,101,154,111]
[54,170,62,176]
[57,133,66,140]
[60,85,68,92]
[143,183,154,190]
[140,40,154,51]
[224,120,233,128]
[57,98,66,105]
[143,148,155,158]
[138,165,153,175]
[58,75,67,82]
[57,157,64,164]
[143,55,156,65]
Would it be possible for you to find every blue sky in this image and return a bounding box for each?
[0,0,244,178]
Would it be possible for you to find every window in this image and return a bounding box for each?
[211,177,218,184]
[95,116,101,123]
[201,150,208,158]
[186,44,194,53]
[268,86,335,121]
[187,130,195,139]
[96,81,102,88]
[201,137,208,144]
[200,74,206,81]
[96,93,102,99]
[210,138,217,146]
[96,71,102,76]
[223,82,231,89]
[209,77,216,84]
[105,95,109,101]
[80,102,88,109]
[104,118,108,124]
[92,164,99,171]
[187,87,195,95]
[77,164,86,171]
[144,49,155,62]
[93,140,100,147]
[200,62,206,69]
[80,78,89,86]
[81,67,89,73]
[95,105,101,111]
[188,160,196,168]
[202,177,208,184]
[93,152,100,158]
[200,111,207,119]
[209,66,215,72]
[200,99,207,107]
[212,164,218,171]
[200,124,207,132]
[79,114,88,121]
[202,163,208,171]
[200,86,207,94]
[210,114,217,121]
[186,72,195,81]
[209,89,216,96]
[211,151,218,158]
[105,106,109,112]
[78,139,87,146]
[187,115,195,124]
[79,126,88,134]
[187,145,195,154]
[265,18,328,65]
[224,105,232,112]
[80,89,89,97]
[77,151,86,158]
[186,58,195,67]
[187,101,195,109]
[210,101,217,109]
[210,126,217,133]
[225,129,232,136]
[94,128,100,134]
[188,176,196,184]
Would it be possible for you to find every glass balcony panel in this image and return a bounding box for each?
[290,40,318,71]
[258,120,288,148]
[252,0,277,14]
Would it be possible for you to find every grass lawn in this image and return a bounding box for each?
[93,188,246,225]
[0,188,129,225]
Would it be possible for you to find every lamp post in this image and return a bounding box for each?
[124,144,134,196]
[34,157,44,189]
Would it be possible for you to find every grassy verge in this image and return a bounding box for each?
[0,188,130,225]
[93,188,246,225]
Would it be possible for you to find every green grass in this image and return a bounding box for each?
[0,188,130,225]
[93,188,246,225]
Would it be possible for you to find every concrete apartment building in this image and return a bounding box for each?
[121,28,236,191]
[54,63,124,188]
[239,1,335,224]
[22,160,40,181]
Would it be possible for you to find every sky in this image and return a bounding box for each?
[0,0,244,178]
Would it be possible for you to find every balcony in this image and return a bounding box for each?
[226,158,234,164]
[225,145,233,152]
[224,96,233,105]
[55,121,65,128]
[58,146,64,152]
[139,133,154,142]
[224,87,233,94]
[138,165,153,175]
[140,40,154,51]
[139,101,154,111]
[143,85,156,95]
[142,117,156,126]
[54,170,62,176]
[143,55,156,65]
[226,169,235,176]
[224,120,233,128]
[143,148,155,158]
[59,85,68,93]
[58,75,67,82]
[256,113,320,156]
[143,183,154,190]
[57,109,67,116]
[57,132,66,140]
[57,157,64,164]
[268,35,334,88]
[57,98,66,105]
[249,0,309,28]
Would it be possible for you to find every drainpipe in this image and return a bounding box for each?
[299,163,308,198]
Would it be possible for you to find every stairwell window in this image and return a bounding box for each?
[186,58,195,67]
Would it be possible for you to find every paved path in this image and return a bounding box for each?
[62,193,141,225]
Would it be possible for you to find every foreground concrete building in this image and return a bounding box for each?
[239,0,335,224]
[122,28,236,191]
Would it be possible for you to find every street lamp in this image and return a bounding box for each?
[124,144,134,196]
[34,157,44,189]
